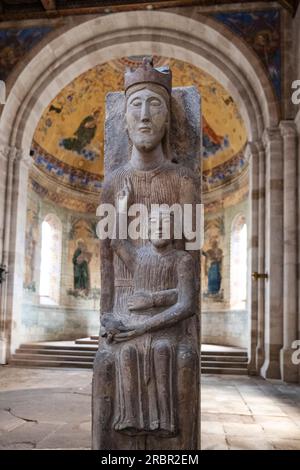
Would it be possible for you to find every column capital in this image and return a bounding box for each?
[0,145,11,162]
[14,149,33,168]
[262,127,282,148]
[279,120,297,138]
[245,141,258,160]
[246,140,265,156]
[294,109,300,132]
[0,145,32,167]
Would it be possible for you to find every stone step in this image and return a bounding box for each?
[12,353,95,363]
[75,338,98,345]
[20,343,97,351]
[11,342,249,375]
[15,348,96,357]
[201,355,248,362]
[10,358,93,368]
[201,361,247,369]
[11,358,248,374]
[201,351,247,357]
[202,367,248,375]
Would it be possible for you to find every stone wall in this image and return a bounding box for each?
[21,178,100,343]
[202,173,249,348]
[294,7,300,83]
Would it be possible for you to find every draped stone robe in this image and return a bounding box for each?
[92,160,200,450]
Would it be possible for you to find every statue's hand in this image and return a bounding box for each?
[113,324,147,343]
[128,292,153,311]
[116,177,133,213]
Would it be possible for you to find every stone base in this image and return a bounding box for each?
[260,358,281,380]
[255,346,265,372]
[0,337,8,364]
[280,348,299,383]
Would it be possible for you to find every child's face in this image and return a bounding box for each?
[148,210,174,248]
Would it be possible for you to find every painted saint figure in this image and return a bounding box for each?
[203,239,223,295]
[72,239,91,293]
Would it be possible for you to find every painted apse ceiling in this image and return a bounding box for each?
[31,56,248,206]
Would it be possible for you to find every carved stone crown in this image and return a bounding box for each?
[124,57,172,94]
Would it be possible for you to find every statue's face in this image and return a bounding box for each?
[148,210,174,248]
[126,88,168,152]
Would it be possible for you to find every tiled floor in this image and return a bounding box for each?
[0,366,300,450]
[201,374,300,450]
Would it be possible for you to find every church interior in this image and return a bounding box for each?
[0,0,300,451]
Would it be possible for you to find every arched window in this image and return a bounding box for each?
[39,214,62,305]
[230,214,247,310]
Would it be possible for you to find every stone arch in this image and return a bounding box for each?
[0,10,279,362]
[0,10,278,152]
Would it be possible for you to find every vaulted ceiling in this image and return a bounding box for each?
[0,0,299,19]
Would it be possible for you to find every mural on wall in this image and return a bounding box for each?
[0,26,53,80]
[72,240,92,294]
[202,216,225,302]
[30,174,98,214]
[213,9,281,98]
[23,196,40,292]
[67,218,100,299]
[32,56,247,194]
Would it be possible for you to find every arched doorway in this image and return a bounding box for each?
[0,10,281,378]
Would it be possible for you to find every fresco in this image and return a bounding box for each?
[0,26,53,80]
[213,9,281,98]
[32,56,247,193]
[67,217,100,299]
[29,176,98,214]
[203,149,247,192]
[202,216,225,302]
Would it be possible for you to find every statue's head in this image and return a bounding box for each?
[124,57,172,156]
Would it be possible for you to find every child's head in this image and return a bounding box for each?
[148,207,174,248]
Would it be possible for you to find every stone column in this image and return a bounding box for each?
[256,141,266,372]
[261,128,284,380]
[296,111,300,384]
[0,145,10,363]
[247,142,259,375]
[280,121,298,382]
[0,147,32,364]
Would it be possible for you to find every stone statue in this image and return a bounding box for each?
[92,58,201,450]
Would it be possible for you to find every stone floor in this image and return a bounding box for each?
[0,366,300,450]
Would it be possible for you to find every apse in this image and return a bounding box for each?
[21,56,249,347]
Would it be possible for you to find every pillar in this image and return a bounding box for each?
[247,142,259,375]
[296,111,300,384]
[279,121,298,382]
[256,141,266,372]
[261,128,284,379]
[0,147,32,364]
